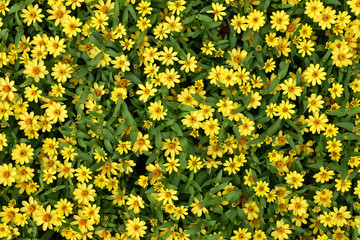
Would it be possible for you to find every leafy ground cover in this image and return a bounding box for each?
[0,0,360,239]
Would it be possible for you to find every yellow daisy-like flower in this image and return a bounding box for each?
[306,112,329,134]
[303,63,326,86]
[61,16,82,38]
[126,217,147,239]
[186,155,203,173]
[45,102,68,123]
[20,4,45,26]
[23,59,49,83]
[246,10,266,32]
[33,205,57,231]
[132,131,153,155]
[270,10,290,32]
[271,219,292,240]
[73,183,97,205]
[148,100,167,121]
[0,163,16,186]
[206,2,226,22]
[178,53,198,73]
[11,143,34,165]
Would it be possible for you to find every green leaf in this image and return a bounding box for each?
[267,118,281,136]
[104,139,113,153]
[73,67,90,79]
[122,102,136,125]
[78,151,93,162]
[127,5,137,20]
[340,156,348,182]
[124,72,142,84]
[14,28,24,47]
[335,122,354,131]
[324,0,342,5]
[248,132,267,146]
[91,51,103,68]
[348,107,360,116]
[80,87,90,104]
[278,62,289,79]
[89,34,105,49]
[186,223,201,234]
[182,15,196,24]
[154,127,162,148]
[237,207,246,219]
[191,93,204,103]
[328,108,346,117]
[130,128,139,145]
[159,221,175,229]
[197,14,213,22]
[9,3,25,13]
[170,123,183,136]
[267,77,280,93]
[114,96,123,114]
[223,189,241,202]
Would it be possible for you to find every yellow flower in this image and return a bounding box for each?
[186,155,203,173]
[304,0,324,19]
[0,163,16,186]
[280,78,302,100]
[270,10,290,32]
[161,137,182,158]
[126,194,145,214]
[138,175,149,188]
[116,140,131,155]
[61,16,82,38]
[265,33,279,47]
[231,13,248,34]
[275,100,295,119]
[24,84,42,103]
[206,2,226,22]
[296,39,315,57]
[0,77,16,101]
[168,0,186,15]
[73,183,97,205]
[190,197,208,217]
[111,54,130,72]
[148,100,167,121]
[164,15,183,32]
[289,196,308,216]
[304,63,326,86]
[132,131,153,155]
[0,132,7,151]
[178,53,197,73]
[20,4,45,26]
[253,180,270,197]
[33,206,58,231]
[285,171,304,189]
[271,219,292,240]
[306,112,328,134]
[238,117,255,136]
[201,41,216,55]
[246,10,266,32]
[181,110,204,129]
[276,36,291,57]
[315,6,336,30]
[163,157,180,174]
[126,217,147,239]
[23,59,49,83]
[11,143,34,165]
[307,93,324,113]
[0,0,10,15]
[46,102,68,123]
[231,228,252,240]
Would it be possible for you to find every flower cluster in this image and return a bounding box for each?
[0,0,359,239]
